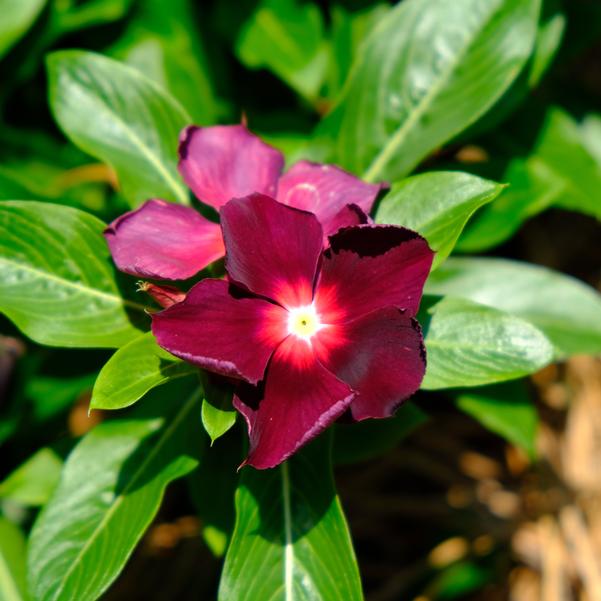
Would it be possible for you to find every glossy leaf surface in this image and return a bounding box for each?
[0,201,146,348]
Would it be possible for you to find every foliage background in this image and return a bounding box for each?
[1,0,601,599]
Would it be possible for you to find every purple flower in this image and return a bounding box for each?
[151,194,433,469]
[104,124,383,281]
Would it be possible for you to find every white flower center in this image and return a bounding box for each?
[287,304,323,341]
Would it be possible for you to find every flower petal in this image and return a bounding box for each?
[221,194,323,308]
[315,307,426,420]
[234,336,355,469]
[315,224,434,322]
[178,124,284,209]
[104,200,224,280]
[277,161,382,235]
[152,279,287,384]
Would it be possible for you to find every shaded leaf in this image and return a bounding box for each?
[0,201,146,348]
[110,0,223,124]
[0,0,46,58]
[0,448,62,507]
[236,0,328,102]
[334,402,427,465]
[455,381,538,459]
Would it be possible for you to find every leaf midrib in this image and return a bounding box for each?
[362,0,504,182]
[60,57,189,205]
[0,256,147,313]
[49,391,200,601]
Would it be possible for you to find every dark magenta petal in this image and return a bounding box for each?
[326,203,370,238]
[234,336,355,469]
[152,279,287,384]
[277,161,382,236]
[314,224,434,321]
[104,200,224,280]
[315,307,425,420]
[178,125,284,209]
[221,194,323,308]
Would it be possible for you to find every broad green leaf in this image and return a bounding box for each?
[0,518,28,601]
[528,1,565,87]
[375,172,503,268]
[236,0,328,102]
[47,51,190,208]
[91,332,195,411]
[313,0,540,181]
[28,383,202,601]
[219,435,363,601]
[422,297,553,390]
[458,108,601,251]
[0,448,62,507]
[52,0,134,33]
[455,381,538,459]
[454,157,556,252]
[0,0,46,58]
[0,201,146,348]
[110,0,223,124]
[201,391,236,444]
[334,402,427,465]
[425,257,601,357]
[327,3,389,99]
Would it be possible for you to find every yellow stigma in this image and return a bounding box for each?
[288,305,322,341]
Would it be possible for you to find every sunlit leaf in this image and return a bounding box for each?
[313,0,540,181]
[219,435,362,601]
[0,201,146,348]
[426,257,601,356]
[91,332,196,411]
[375,171,503,268]
[28,382,202,601]
[47,51,190,208]
[422,297,553,389]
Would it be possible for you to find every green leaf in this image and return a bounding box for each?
[0,518,29,601]
[425,257,601,357]
[91,332,196,411]
[458,108,601,251]
[422,297,553,390]
[47,50,190,208]
[28,382,202,601]
[188,435,241,558]
[0,0,46,58]
[219,435,363,601]
[455,381,538,459]
[327,4,389,100]
[0,448,62,507]
[334,402,427,465]
[27,373,96,422]
[110,0,223,124]
[314,0,540,181]
[0,201,146,348]
[375,171,503,268]
[201,383,237,445]
[236,0,328,102]
[454,157,556,252]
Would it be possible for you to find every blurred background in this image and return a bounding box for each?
[1,0,601,599]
